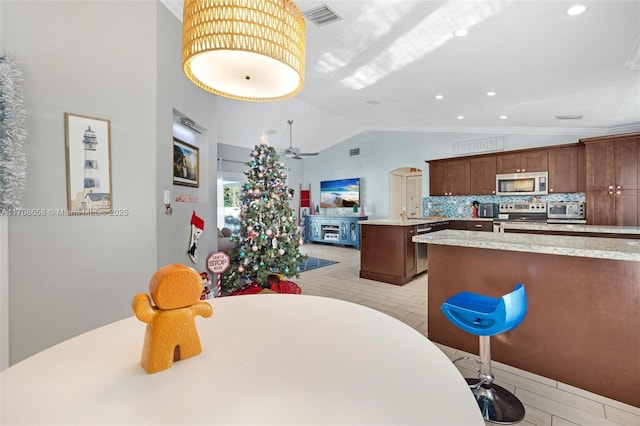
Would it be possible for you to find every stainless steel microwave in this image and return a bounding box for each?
[496,171,548,196]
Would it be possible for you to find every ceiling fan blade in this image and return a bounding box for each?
[283,120,318,159]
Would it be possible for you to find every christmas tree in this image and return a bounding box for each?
[222,144,307,293]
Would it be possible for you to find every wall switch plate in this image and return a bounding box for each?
[164,190,171,204]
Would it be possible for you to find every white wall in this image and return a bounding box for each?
[2,1,157,364]
[0,215,7,370]
[155,5,219,274]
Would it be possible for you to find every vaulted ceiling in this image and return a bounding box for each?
[163,0,640,155]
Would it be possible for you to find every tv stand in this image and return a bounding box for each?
[304,215,367,249]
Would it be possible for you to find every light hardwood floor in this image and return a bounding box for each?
[295,243,640,426]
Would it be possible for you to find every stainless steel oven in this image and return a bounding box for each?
[493,202,548,231]
[547,201,586,224]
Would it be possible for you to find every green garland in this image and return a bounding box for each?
[0,52,27,210]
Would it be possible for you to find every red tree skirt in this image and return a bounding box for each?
[228,280,301,296]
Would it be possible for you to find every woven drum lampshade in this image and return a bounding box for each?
[182,0,306,102]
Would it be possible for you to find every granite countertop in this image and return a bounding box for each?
[359,217,493,226]
[501,222,640,235]
[412,229,640,262]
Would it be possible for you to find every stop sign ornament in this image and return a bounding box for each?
[207,251,230,274]
[207,251,230,298]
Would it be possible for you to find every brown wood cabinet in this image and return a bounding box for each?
[547,145,581,193]
[428,159,470,196]
[360,224,417,285]
[450,220,493,232]
[582,134,640,226]
[496,150,548,174]
[429,143,583,197]
[469,156,496,195]
[465,221,493,232]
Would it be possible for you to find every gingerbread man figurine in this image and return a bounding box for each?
[132,264,213,374]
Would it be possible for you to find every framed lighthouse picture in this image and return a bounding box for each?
[64,113,112,214]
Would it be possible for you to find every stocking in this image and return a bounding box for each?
[188,211,204,263]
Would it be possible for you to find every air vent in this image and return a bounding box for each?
[555,114,583,120]
[349,148,360,156]
[303,4,342,26]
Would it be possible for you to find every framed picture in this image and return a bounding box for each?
[64,113,112,213]
[173,138,199,187]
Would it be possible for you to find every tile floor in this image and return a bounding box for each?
[296,243,640,426]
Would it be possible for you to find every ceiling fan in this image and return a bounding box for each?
[281,120,319,160]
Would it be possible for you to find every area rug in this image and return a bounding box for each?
[298,257,339,273]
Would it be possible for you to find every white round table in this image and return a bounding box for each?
[1,294,483,425]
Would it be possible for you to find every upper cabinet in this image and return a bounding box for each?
[428,143,584,197]
[547,145,583,194]
[496,150,548,174]
[470,156,497,195]
[429,159,470,196]
[582,134,640,226]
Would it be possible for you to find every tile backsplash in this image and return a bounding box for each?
[423,193,586,218]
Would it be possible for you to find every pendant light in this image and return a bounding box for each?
[182,0,306,102]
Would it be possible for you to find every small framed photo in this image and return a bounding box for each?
[173,138,199,187]
[64,113,112,213]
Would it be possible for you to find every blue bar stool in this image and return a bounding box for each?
[441,284,527,424]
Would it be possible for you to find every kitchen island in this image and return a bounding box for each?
[413,230,640,408]
[359,218,493,284]
[358,219,433,285]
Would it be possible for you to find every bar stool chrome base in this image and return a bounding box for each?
[466,378,525,424]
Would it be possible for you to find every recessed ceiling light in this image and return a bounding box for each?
[366,100,381,105]
[435,94,444,100]
[566,4,586,15]
[453,29,468,37]
[487,91,496,97]
[457,115,464,120]
[499,115,508,120]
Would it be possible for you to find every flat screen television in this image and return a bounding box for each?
[320,178,360,208]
